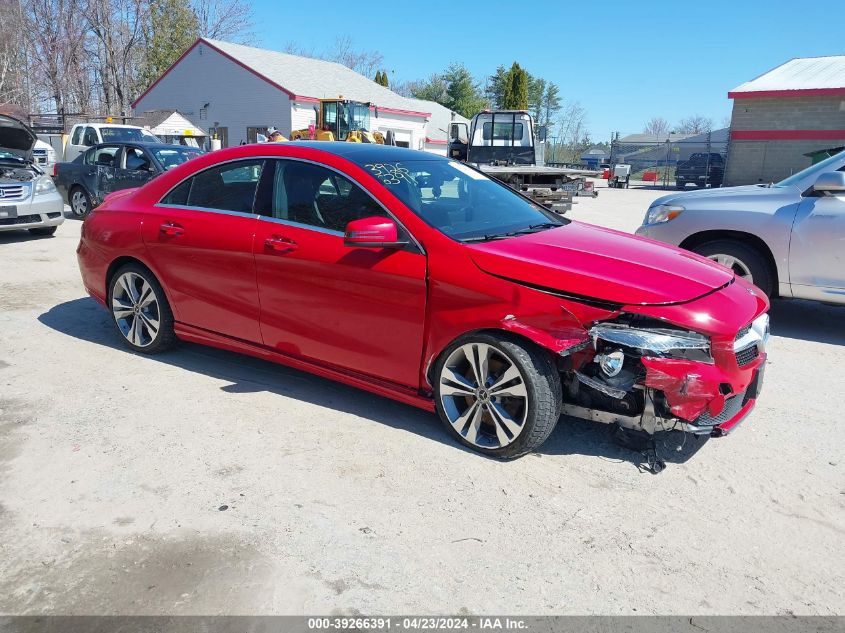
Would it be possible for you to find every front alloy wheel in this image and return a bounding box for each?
[434,334,562,459]
[108,264,176,353]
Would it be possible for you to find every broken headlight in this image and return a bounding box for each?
[590,323,712,363]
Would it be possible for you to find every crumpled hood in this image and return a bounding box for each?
[468,221,734,306]
[0,114,37,162]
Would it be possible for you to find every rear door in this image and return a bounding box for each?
[88,144,121,202]
[139,158,266,342]
[252,158,427,387]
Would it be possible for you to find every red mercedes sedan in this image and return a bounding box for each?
[77,142,769,462]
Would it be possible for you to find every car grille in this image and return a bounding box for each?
[0,214,41,225]
[695,390,747,426]
[735,345,760,367]
[46,212,62,219]
[735,324,751,340]
[0,184,29,201]
[33,149,48,165]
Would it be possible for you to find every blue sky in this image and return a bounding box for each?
[250,0,843,142]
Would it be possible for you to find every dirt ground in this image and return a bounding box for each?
[0,182,843,615]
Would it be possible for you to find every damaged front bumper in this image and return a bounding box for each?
[562,311,769,438]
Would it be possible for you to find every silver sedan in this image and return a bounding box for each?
[636,151,845,304]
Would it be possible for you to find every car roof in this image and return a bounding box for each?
[281,141,447,164]
[92,141,200,151]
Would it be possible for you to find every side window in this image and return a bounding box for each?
[83,127,98,146]
[90,145,120,167]
[71,126,83,145]
[268,160,388,232]
[124,147,151,171]
[161,159,264,213]
[161,179,191,206]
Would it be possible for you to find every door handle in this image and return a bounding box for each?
[264,235,298,254]
[160,222,184,237]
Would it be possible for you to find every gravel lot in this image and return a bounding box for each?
[0,183,843,615]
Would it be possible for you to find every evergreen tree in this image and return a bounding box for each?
[502,62,528,110]
[442,62,487,119]
[485,65,508,109]
[139,0,200,90]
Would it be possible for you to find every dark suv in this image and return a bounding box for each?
[676,152,724,189]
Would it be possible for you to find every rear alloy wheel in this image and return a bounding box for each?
[692,239,774,297]
[434,333,562,459]
[108,264,176,353]
[70,186,91,218]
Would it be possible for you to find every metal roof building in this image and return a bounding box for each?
[724,55,845,185]
[131,38,465,154]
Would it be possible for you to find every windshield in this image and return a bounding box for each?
[100,127,160,143]
[776,150,845,188]
[151,147,202,170]
[348,103,371,131]
[360,159,567,242]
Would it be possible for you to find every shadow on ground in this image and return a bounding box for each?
[769,298,845,346]
[39,297,723,471]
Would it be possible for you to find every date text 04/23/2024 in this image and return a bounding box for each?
[307,617,528,630]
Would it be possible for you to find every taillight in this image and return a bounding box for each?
[52,164,58,177]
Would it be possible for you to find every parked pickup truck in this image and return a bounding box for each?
[55,142,201,217]
[64,123,160,163]
[675,152,724,189]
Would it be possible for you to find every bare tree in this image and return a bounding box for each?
[192,0,254,42]
[676,115,713,134]
[85,0,148,114]
[327,35,384,79]
[643,116,670,136]
[557,100,587,160]
[0,0,28,109]
[24,0,93,113]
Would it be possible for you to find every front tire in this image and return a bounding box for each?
[108,263,176,353]
[433,333,562,460]
[692,239,774,297]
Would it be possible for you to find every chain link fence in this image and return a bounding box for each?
[608,132,729,189]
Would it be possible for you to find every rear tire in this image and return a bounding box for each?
[108,263,176,353]
[28,226,57,236]
[433,333,562,460]
[692,239,774,297]
[69,186,92,218]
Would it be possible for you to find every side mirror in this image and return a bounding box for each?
[344,216,408,249]
[813,171,845,194]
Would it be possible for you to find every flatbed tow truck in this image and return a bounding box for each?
[448,110,599,212]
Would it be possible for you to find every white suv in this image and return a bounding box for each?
[0,115,64,236]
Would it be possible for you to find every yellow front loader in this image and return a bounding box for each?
[290,98,386,143]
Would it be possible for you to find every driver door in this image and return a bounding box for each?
[113,146,159,193]
[789,188,845,300]
[253,158,427,388]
